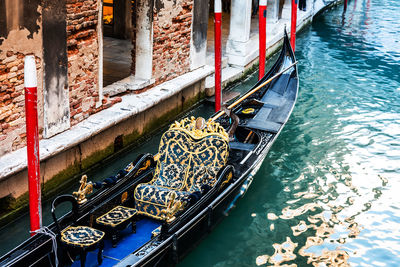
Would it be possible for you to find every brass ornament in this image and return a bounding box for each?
[242,108,255,114]
[220,170,233,189]
[136,159,151,176]
[169,116,229,142]
[160,191,184,223]
[121,191,128,203]
[72,175,93,205]
[125,162,134,172]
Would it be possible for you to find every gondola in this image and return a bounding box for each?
[0,30,298,267]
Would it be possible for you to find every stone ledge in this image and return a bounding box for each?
[0,65,214,181]
[205,66,244,92]
[103,76,155,97]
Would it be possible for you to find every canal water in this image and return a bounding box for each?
[1,0,400,265]
[180,1,400,266]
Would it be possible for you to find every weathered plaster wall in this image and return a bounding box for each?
[42,0,70,138]
[0,0,43,157]
[152,0,194,84]
[190,0,209,70]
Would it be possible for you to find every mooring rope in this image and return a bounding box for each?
[30,226,59,267]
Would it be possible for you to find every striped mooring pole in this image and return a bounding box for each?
[214,0,222,112]
[290,0,298,51]
[258,0,267,80]
[24,55,42,236]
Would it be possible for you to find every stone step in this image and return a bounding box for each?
[206,55,229,69]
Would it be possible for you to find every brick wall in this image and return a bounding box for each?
[152,0,193,85]
[0,51,42,156]
[66,0,121,126]
[66,0,101,126]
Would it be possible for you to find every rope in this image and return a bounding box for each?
[31,226,59,267]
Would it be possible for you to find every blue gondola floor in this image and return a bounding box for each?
[71,218,161,267]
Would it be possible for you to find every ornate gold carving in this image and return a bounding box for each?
[169,116,229,142]
[72,175,93,205]
[220,171,233,189]
[160,191,184,223]
[121,191,128,203]
[136,159,151,176]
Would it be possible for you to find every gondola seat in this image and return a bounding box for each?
[134,117,229,221]
[52,195,105,267]
[61,226,104,247]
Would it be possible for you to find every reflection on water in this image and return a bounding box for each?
[180,0,400,266]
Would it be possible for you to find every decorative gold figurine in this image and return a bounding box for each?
[72,175,93,205]
[161,192,184,223]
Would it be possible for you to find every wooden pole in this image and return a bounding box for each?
[290,0,298,51]
[211,61,298,121]
[214,0,222,112]
[258,0,267,80]
[24,55,42,236]
[344,0,348,12]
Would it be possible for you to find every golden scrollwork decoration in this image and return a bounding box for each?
[136,159,151,176]
[169,116,229,142]
[160,191,185,223]
[220,171,233,189]
[72,175,93,205]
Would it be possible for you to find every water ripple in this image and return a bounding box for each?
[180,1,400,266]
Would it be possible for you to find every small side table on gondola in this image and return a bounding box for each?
[96,206,137,247]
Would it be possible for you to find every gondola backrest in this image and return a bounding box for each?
[152,129,192,190]
[183,134,229,191]
[151,117,229,192]
[51,194,79,236]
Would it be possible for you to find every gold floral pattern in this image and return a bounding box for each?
[61,226,104,248]
[96,206,137,227]
[134,117,230,220]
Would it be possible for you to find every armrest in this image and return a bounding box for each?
[214,165,235,190]
[159,165,235,236]
[93,153,155,189]
[130,153,155,178]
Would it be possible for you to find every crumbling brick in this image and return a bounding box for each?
[152,1,194,85]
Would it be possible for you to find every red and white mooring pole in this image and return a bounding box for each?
[24,55,42,236]
[258,0,267,80]
[344,0,348,11]
[214,0,222,112]
[290,0,298,51]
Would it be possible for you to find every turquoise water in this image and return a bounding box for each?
[1,1,400,266]
[180,1,400,266]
